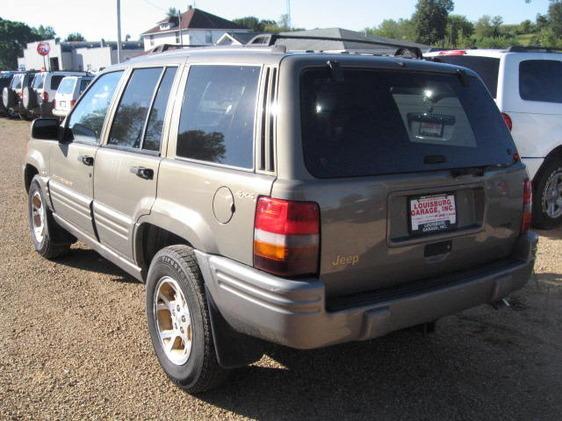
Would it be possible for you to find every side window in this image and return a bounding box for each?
[108,67,162,149]
[68,71,123,144]
[144,67,177,151]
[520,60,562,103]
[50,75,64,91]
[177,65,260,168]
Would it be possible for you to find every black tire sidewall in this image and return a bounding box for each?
[533,159,562,229]
[145,249,208,388]
[23,86,37,110]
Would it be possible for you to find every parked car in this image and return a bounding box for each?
[52,75,93,119]
[24,45,537,392]
[426,47,562,228]
[0,72,15,116]
[22,71,88,118]
[2,71,36,119]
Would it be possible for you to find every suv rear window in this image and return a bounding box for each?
[519,60,562,103]
[50,75,65,91]
[300,68,516,178]
[32,74,45,89]
[429,56,499,98]
[57,78,76,95]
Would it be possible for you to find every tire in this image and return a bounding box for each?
[146,245,228,393]
[28,176,73,259]
[2,87,14,109]
[22,86,37,110]
[532,158,562,229]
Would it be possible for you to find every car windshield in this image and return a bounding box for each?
[300,68,516,178]
[429,55,500,98]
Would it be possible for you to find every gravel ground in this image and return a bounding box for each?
[1,118,561,420]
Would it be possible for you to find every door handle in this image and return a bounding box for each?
[78,155,94,166]
[130,166,154,180]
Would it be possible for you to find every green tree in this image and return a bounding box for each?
[474,15,503,38]
[446,14,473,47]
[548,0,562,37]
[65,32,85,42]
[0,17,39,69]
[366,18,416,40]
[167,7,179,18]
[33,25,56,40]
[412,0,454,45]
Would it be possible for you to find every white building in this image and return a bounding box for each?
[141,6,249,51]
[17,40,143,72]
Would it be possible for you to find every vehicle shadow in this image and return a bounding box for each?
[55,247,138,283]
[197,317,561,420]
[534,226,562,240]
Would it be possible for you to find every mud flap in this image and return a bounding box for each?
[205,287,266,369]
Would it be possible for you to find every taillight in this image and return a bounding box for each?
[70,99,76,107]
[254,197,320,277]
[502,112,513,131]
[521,179,532,234]
[438,50,467,56]
[42,91,49,103]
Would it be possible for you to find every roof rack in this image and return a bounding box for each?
[263,34,423,59]
[506,46,562,53]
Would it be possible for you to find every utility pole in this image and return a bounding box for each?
[286,0,292,29]
[178,10,183,45]
[116,0,122,63]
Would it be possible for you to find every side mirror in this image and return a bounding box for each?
[31,118,61,141]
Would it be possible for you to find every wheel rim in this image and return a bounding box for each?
[543,170,562,219]
[153,276,193,365]
[31,191,45,243]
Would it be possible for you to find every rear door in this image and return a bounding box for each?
[290,65,525,298]
[93,66,179,260]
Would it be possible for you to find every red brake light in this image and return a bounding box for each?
[70,99,76,107]
[521,179,532,234]
[438,50,467,56]
[502,112,513,131]
[42,91,49,103]
[254,197,320,277]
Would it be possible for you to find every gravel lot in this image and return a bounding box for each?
[1,118,561,420]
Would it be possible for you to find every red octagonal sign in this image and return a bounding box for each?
[37,42,50,56]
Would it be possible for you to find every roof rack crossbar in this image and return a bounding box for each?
[266,34,422,58]
[507,46,562,53]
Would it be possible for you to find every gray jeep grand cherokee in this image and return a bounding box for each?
[24,41,538,392]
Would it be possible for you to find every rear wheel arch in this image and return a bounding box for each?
[134,223,194,281]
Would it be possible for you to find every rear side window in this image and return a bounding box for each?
[79,79,91,94]
[32,74,45,89]
[68,71,123,144]
[11,75,23,90]
[430,56,500,98]
[57,78,76,95]
[519,60,562,103]
[300,68,516,178]
[49,75,65,91]
[108,67,162,149]
[144,67,177,152]
[177,65,260,168]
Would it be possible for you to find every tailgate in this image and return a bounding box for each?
[280,168,526,297]
[291,63,524,298]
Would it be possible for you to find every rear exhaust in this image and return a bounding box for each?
[491,298,511,310]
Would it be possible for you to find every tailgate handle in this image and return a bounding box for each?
[424,240,452,260]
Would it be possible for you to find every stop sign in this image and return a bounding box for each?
[37,42,50,56]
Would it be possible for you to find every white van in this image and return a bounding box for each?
[52,75,93,118]
[426,47,562,228]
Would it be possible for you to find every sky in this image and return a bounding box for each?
[1,0,553,41]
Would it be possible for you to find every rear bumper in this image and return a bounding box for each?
[196,232,538,350]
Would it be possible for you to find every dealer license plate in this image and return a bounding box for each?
[409,193,457,235]
[419,121,444,137]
